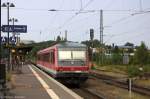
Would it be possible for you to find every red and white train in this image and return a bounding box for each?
[36,42,89,84]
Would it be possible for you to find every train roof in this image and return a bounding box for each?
[55,41,86,48]
[37,41,86,54]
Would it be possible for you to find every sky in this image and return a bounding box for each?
[1,0,150,48]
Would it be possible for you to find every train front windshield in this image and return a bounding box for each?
[58,51,86,60]
[58,48,87,66]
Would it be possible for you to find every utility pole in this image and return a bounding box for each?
[100,10,103,65]
[40,30,42,42]
[54,36,55,41]
[65,30,67,41]
[139,0,143,11]
[80,0,83,10]
[90,28,94,67]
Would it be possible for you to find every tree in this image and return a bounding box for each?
[133,41,149,66]
[112,46,119,53]
[124,42,134,53]
[124,42,134,47]
[111,46,123,64]
[56,35,61,42]
[81,39,100,48]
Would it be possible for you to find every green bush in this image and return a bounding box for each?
[112,53,122,65]
[148,55,150,64]
[129,56,134,64]
[143,65,150,72]
[93,53,124,65]
[133,42,149,66]
[127,66,141,78]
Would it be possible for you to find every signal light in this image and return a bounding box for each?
[90,28,94,40]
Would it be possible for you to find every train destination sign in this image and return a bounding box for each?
[1,25,27,33]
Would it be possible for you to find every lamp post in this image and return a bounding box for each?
[1,2,15,71]
[9,18,18,71]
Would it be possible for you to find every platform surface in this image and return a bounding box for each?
[0,64,83,99]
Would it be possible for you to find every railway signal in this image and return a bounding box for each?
[90,28,94,41]
[90,28,94,67]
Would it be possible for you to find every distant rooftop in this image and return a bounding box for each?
[20,40,35,44]
[118,45,136,49]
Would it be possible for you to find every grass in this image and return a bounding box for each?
[94,64,128,74]
[134,79,150,87]
[94,64,150,76]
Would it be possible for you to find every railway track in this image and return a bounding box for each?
[67,84,104,99]
[90,70,150,96]
[72,88,104,99]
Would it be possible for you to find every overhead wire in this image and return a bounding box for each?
[105,15,133,27]
[102,10,150,44]
[81,11,149,43]
[115,32,148,44]
[67,0,117,39]
[10,8,48,11]
[2,0,149,43]
[103,0,115,10]
[28,0,95,41]
[49,0,65,24]
[104,24,150,44]
[42,0,65,32]
[52,0,95,32]
[93,8,150,34]
[66,9,150,42]
[81,0,94,10]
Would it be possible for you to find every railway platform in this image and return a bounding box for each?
[0,64,83,99]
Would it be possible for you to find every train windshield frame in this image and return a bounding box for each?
[57,46,87,66]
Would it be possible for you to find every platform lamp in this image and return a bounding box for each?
[9,18,18,71]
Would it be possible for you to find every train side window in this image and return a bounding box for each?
[37,55,41,61]
[50,51,54,64]
[43,53,49,62]
[49,53,51,63]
